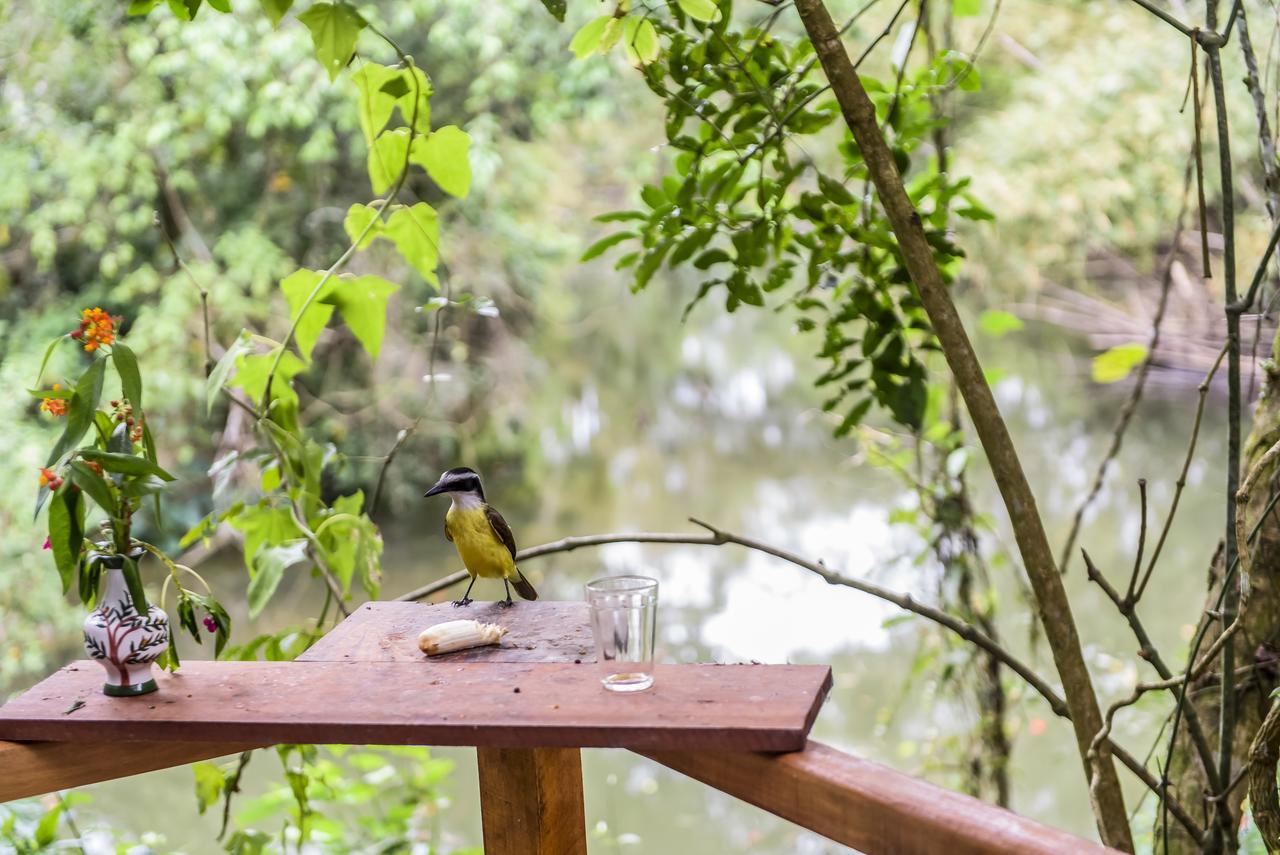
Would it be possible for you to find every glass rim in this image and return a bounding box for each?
[585,574,658,594]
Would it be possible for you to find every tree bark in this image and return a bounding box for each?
[790,0,1133,849]
[1250,699,1280,852]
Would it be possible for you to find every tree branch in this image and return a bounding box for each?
[393,520,1202,840]
[789,0,1132,847]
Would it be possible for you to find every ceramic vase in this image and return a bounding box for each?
[82,556,169,696]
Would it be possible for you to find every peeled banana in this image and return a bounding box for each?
[418,619,508,656]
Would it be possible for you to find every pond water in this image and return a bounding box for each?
[14,298,1229,853]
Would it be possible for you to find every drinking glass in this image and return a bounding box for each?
[585,575,658,692]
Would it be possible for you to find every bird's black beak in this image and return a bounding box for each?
[424,482,449,498]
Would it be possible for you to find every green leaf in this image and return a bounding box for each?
[112,343,143,413]
[78,450,176,481]
[297,2,366,82]
[384,203,441,285]
[538,0,566,21]
[68,461,118,516]
[47,359,106,468]
[106,421,132,455]
[247,540,308,617]
[229,350,308,411]
[259,0,293,26]
[1091,343,1148,384]
[818,174,855,206]
[332,275,400,360]
[34,335,64,386]
[122,553,149,614]
[193,762,226,814]
[952,0,981,16]
[127,0,162,14]
[693,249,732,269]
[409,126,471,198]
[570,16,611,59]
[167,0,201,20]
[580,232,634,262]
[367,127,409,195]
[351,64,401,145]
[228,506,303,575]
[280,270,337,361]
[34,803,64,848]
[49,485,83,594]
[180,511,219,550]
[677,0,721,22]
[343,203,384,249]
[978,310,1024,338]
[632,19,660,65]
[207,0,231,11]
[207,331,252,417]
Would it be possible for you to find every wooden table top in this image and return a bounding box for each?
[0,601,831,752]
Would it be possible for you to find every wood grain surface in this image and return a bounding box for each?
[298,601,596,664]
[644,740,1120,855]
[0,660,830,751]
[0,740,261,803]
[478,747,587,854]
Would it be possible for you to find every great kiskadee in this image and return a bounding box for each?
[424,467,538,607]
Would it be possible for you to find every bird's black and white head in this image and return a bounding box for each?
[424,466,486,507]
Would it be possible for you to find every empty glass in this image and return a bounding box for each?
[586,575,658,692]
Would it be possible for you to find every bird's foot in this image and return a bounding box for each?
[498,597,515,609]
[452,597,473,608]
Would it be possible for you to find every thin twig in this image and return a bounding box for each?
[1123,0,1194,37]
[852,0,912,69]
[1058,154,1194,574]
[1137,339,1229,601]
[155,212,214,376]
[1125,479,1149,604]
[218,750,254,841]
[1084,549,1222,796]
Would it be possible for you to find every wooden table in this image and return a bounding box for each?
[0,600,830,854]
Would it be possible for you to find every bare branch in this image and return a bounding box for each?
[395,520,1202,839]
[1137,339,1229,601]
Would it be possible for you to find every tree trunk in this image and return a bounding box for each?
[1163,337,1280,853]
[791,0,1132,849]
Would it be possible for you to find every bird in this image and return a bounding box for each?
[424,467,538,608]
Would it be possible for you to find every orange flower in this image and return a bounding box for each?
[69,307,121,353]
[39,384,67,417]
[38,468,62,490]
[85,461,104,476]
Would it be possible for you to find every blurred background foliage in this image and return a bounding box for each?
[1,0,1276,851]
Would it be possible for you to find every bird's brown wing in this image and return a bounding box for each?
[484,505,518,562]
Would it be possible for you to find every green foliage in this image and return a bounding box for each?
[215,745,467,853]
[1091,343,1148,384]
[573,1,988,433]
[977,309,1023,338]
[296,2,366,81]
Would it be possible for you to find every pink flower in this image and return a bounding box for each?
[202,616,218,633]
[42,537,51,550]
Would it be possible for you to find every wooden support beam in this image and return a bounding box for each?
[642,741,1119,855]
[476,747,587,855]
[0,740,261,803]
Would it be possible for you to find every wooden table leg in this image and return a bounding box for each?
[476,747,587,855]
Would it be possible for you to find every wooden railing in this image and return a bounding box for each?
[1,736,1116,854]
[0,601,1119,854]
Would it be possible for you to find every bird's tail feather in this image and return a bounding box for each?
[511,569,538,601]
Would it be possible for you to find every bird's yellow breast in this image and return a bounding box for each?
[445,506,516,579]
